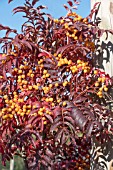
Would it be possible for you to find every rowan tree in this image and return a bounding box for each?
[0,0,113,169]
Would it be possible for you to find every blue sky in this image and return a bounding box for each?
[0,0,90,33]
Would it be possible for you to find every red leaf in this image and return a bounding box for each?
[63,4,69,11]
[67,1,73,7]
[55,129,63,141]
[8,0,13,3]
[50,121,62,133]
[44,113,53,123]
[32,0,39,6]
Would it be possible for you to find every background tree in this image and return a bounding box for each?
[0,0,113,169]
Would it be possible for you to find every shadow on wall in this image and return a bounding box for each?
[94,40,113,71]
[90,134,113,170]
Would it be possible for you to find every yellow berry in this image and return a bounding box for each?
[5,99,9,103]
[58,54,62,58]
[95,82,99,87]
[33,105,37,109]
[12,111,15,115]
[20,112,25,116]
[51,103,55,107]
[14,68,18,72]
[9,114,13,119]
[49,84,53,88]
[27,105,31,109]
[44,121,47,124]
[83,69,88,73]
[57,99,61,103]
[28,86,33,90]
[49,98,53,102]
[94,70,98,75]
[63,81,68,87]
[18,70,22,74]
[98,77,102,82]
[104,87,108,92]
[68,60,72,65]
[101,77,106,83]
[62,101,67,106]
[54,19,59,23]
[46,98,49,102]
[99,87,103,91]
[45,73,50,78]
[3,95,8,99]
[55,83,59,87]
[31,74,34,78]
[38,111,43,116]
[60,19,64,24]
[42,117,46,120]
[19,65,23,69]
[2,115,8,119]
[8,108,12,112]
[97,91,102,96]
[43,70,47,74]
[99,95,103,98]
[22,74,25,78]
[77,60,81,64]
[29,70,32,74]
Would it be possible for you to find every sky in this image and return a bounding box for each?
[0,0,90,34]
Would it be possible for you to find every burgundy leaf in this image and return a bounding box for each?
[63,4,69,11]
[50,121,62,133]
[55,129,63,141]
[67,1,73,7]
[45,149,53,158]
[32,0,39,6]
[8,0,13,3]
[44,113,53,123]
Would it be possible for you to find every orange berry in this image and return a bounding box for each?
[9,114,13,119]
[20,112,25,116]
[60,19,64,24]
[57,99,61,103]
[83,69,87,73]
[42,117,46,120]
[3,95,8,99]
[58,54,62,58]
[94,70,98,75]
[62,101,67,106]
[55,83,59,87]
[49,98,53,102]
[29,70,32,74]
[99,87,103,91]
[49,84,53,88]
[5,99,9,103]
[45,73,50,78]
[101,77,106,83]
[97,91,102,96]
[95,82,99,87]
[51,103,55,107]
[28,86,33,90]
[8,108,12,112]
[18,70,22,74]
[104,87,108,92]
[44,121,47,124]
[43,70,47,74]
[98,77,102,82]
[77,60,81,64]
[54,19,59,23]
[31,74,34,78]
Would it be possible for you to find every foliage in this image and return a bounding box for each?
[0,0,113,169]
